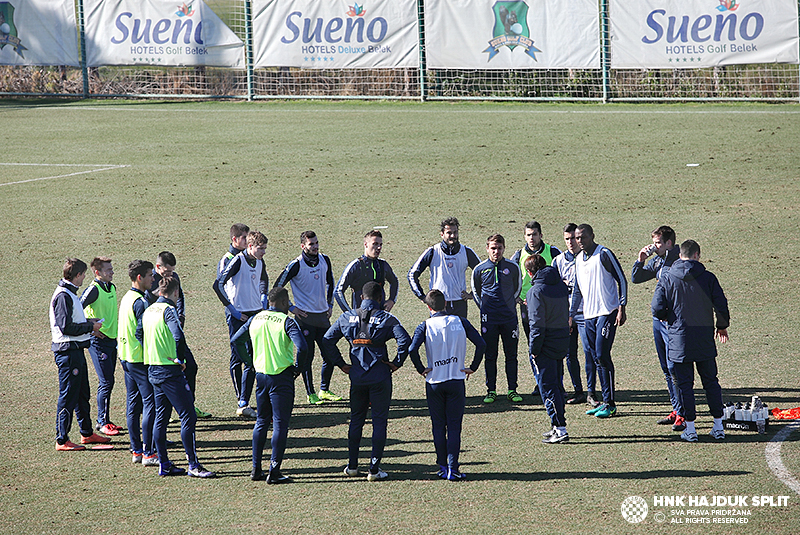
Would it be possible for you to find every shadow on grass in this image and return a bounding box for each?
[287,462,480,482]
[575,431,798,444]
[212,464,753,483]
[202,436,435,478]
[461,468,752,482]
[618,386,800,407]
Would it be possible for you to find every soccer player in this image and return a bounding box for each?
[143,276,214,478]
[408,289,485,480]
[632,225,685,431]
[216,224,250,413]
[552,223,593,406]
[334,230,399,312]
[218,223,250,275]
[214,231,270,417]
[146,252,185,325]
[652,240,730,442]
[50,258,109,451]
[274,230,342,405]
[510,221,562,341]
[471,234,523,404]
[323,281,410,481]
[570,224,628,419]
[81,256,121,436]
[147,251,211,418]
[231,287,309,483]
[525,255,571,444]
[408,217,481,318]
[117,260,157,465]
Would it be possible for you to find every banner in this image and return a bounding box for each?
[611,0,800,68]
[85,0,243,67]
[0,0,79,66]
[425,0,599,69]
[253,0,419,68]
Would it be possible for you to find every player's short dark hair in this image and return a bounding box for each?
[524,221,542,233]
[364,230,382,239]
[362,281,383,301]
[563,223,578,234]
[230,224,250,240]
[158,275,180,296]
[440,217,459,233]
[424,289,446,312]
[652,225,676,245]
[268,286,289,305]
[128,260,154,282]
[90,256,112,272]
[63,258,87,281]
[157,251,177,267]
[680,239,700,258]
[300,230,317,244]
[247,231,268,247]
[487,233,505,246]
[524,254,546,276]
[577,224,594,238]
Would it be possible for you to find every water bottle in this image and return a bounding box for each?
[753,397,766,434]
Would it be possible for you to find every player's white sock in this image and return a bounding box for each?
[556,426,567,436]
[712,418,723,431]
[685,420,696,434]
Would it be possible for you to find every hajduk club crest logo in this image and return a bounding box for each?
[484,1,540,61]
[0,2,26,58]
[621,496,648,523]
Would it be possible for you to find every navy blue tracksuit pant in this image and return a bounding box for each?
[348,379,392,473]
[88,336,117,427]
[564,325,584,394]
[426,379,466,471]
[482,321,519,392]
[531,356,567,428]
[149,365,199,470]
[182,345,198,400]
[55,349,94,443]
[121,360,154,456]
[297,321,335,395]
[230,314,256,407]
[671,358,724,422]
[252,368,295,472]
[575,319,598,394]
[583,310,618,404]
[653,317,681,414]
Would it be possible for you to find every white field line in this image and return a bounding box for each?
[765,422,800,496]
[0,163,129,187]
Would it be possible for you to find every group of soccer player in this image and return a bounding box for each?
[50,253,216,477]
[49,216,730,482]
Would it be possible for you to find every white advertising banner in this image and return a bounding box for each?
[425,0,600,69]
[85,0,243,67]
[0,0,79,66]
[253,0,419,68]
[611,0,800,68]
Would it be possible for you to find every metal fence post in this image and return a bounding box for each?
[600,0,611,103]
[76,0,89,99]
[245,0,255,101]
[417,0,426,101]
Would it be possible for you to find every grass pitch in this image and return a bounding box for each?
[1,100,799,534]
